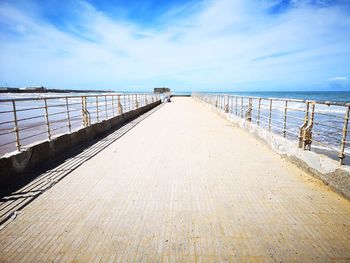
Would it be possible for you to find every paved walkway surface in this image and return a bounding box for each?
[0,97,350,262]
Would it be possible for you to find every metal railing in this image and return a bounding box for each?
[0,93,160,156]
[193,93,350,165]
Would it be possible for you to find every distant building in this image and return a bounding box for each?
[0,87,19,92]
[25,86,46,91]
[154,87,170,94]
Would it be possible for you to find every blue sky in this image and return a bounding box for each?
[0,0,350,91]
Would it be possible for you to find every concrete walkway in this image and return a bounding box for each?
[0,97,349,262]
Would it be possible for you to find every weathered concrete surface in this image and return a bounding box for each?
[0,97,350,262]
[198,99,350,200]
[0,100,161,187]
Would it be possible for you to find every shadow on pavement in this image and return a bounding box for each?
[0,104,163,229]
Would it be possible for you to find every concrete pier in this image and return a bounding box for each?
[0,97,349,262]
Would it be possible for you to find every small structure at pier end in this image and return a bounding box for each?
[154,87,170,94]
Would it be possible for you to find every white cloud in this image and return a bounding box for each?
[0,0,350,91]
[329,77,348,81]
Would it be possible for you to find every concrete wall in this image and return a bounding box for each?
[200,101,350,200]
[0,100,161,186]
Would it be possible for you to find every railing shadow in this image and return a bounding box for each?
[0,104,163,230]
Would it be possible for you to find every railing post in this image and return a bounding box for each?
[135,94,139,109]
[44,98,51,140]
[81,96,84,125]
[246,98,252,121]
[12,100,21,151]
[145,94,148,105]
[112,95,115,116]
[235,96,238,116]
[240,97,243,117]
[268,99,272,131]
[96,96,99,122]
[128,94,131,111]
[105,96,108,119]
[82,96,89,127]
[82,96,85,126]
[65,97,72,133]
[298,102,309,148]
[339,105,349,164]
[303,101,315,150]
[257,98,261,126]
[118,95,123,114]
[283,100,288,138]
[223,95,225,110]
[225,95,229,113]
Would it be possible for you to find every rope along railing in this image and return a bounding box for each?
[0,93,160,157]
[193,93,350,165]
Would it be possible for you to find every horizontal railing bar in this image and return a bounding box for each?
[256,115,270,120]
[313,111,345,119]
[11,106,46,112]
[283,115,306,121]
[283,108,306,113]
[0,130,14,136]
[17,115,45,122]
[47,111,69,117]
[48,102,81,107]
[20,130,49,141]
[284,130,299,136]
[68,116,83,121]
[0,109,16,114]
[0,140,17,147]
[268,106,306,113]
[19,123,46,131]
[0,120,15,125]
[66,108,81,113]
[49,118,76,125]
[0,93,152,103]
[50,125,68,133]
[314,122,343,130]
[0,106,45,114]
[269,125,286,131]
[201,94,350,106]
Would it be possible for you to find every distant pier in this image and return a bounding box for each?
[0,96,349,262]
